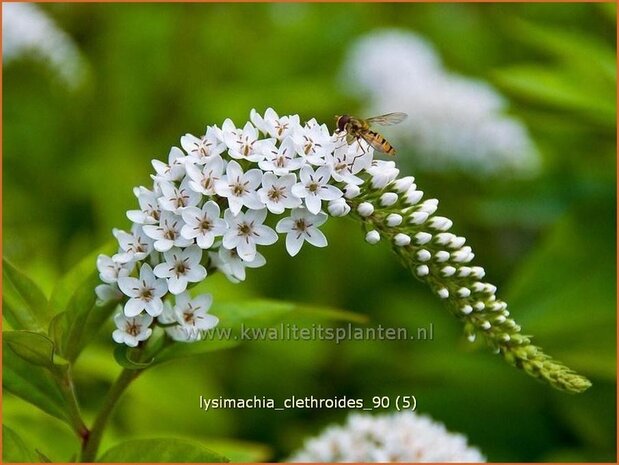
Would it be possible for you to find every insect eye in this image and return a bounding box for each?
[337,115,350,132]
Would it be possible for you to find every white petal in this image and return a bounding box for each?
[276,217,294,233]
[167,275,188,295]
[144,299,163,317]
[117,277,140,298]
[124,298,145,317]
[236,239,256,262]
[305,195,322,215]
[285,233,304,257]
[185,264,207,282]
[253,225,278,246]
[153,262,172,279]
[305,228,328,248]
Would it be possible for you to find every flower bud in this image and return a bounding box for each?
[380,192,399,206]
[365,230,380,244]
[405,188,424,205]
[328,198,351,217]
[386,213,403,227]
[344,184,361,199]
[416,265,429,276]
[368,161,399,188]
[357,202,374,217]
[393,176,415,193]
[394,233,411,246]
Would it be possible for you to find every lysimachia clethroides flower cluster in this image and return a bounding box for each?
[97,108,590,394]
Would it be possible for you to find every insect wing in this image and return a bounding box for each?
[360,132,389,154]
[365,112,408,127]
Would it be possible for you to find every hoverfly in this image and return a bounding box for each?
[335,112,408,156]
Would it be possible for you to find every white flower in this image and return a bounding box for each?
[143,211,193,252]
[343,29,539,177]
[153,245,207,295]
[214,160,264,214]
[288,411,485,462]
[180,126,225,163]
[97,254,133,284]
[257,172,301,214]
[157,178,201,214]
[291,120,336,165]
[152,147,186,183]
[276,208,328,257]
[117,264,167,317]
[112,225,153,263]
[126,186,161,225]
[2,3,85,87]
[251,108,301,140]
[185,155,225,196]
[95,283,123,304]
[326,143,372,185]
[258,137,305,175]
[291,165,342,214]
[222,119,271,162]
[367,160,399,189]
[222,209,278,261]
[327,198,351,217]
[210,247,266,283]
[180,201,227,249]
[112,312,153,347]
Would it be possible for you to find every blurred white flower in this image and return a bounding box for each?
[2,3,85,87]
[342,29,540,177]
[112,313,153,347]
[289,411,485,463]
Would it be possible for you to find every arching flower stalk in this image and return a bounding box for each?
[97,108,591,393]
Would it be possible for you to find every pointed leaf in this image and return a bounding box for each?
[113,345,154,370]
[3,258,51,330]
[3,342,69,425]
[3,331,58,369]
[98,438,229,463]
[48,241,115,315]
[2,425,39,462]
[60,271,118,362]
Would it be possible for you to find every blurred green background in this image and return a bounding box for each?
[3,3,616,462]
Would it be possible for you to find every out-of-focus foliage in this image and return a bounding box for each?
[3,3,615,463]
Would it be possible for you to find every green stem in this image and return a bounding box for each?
[80,368,141,462]
[56,366,89,441]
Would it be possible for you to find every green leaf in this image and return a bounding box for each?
[155,299,365,364]
[98,438,229,463]
[113,344,154,370]
[493,65,615,127]
[3,331,65,370]
[3,341,69,425]
[59,271,118,362]
[2,425,38,462]
[48,241,115,315]
[3,258,51,331]
[509,18,616,84]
